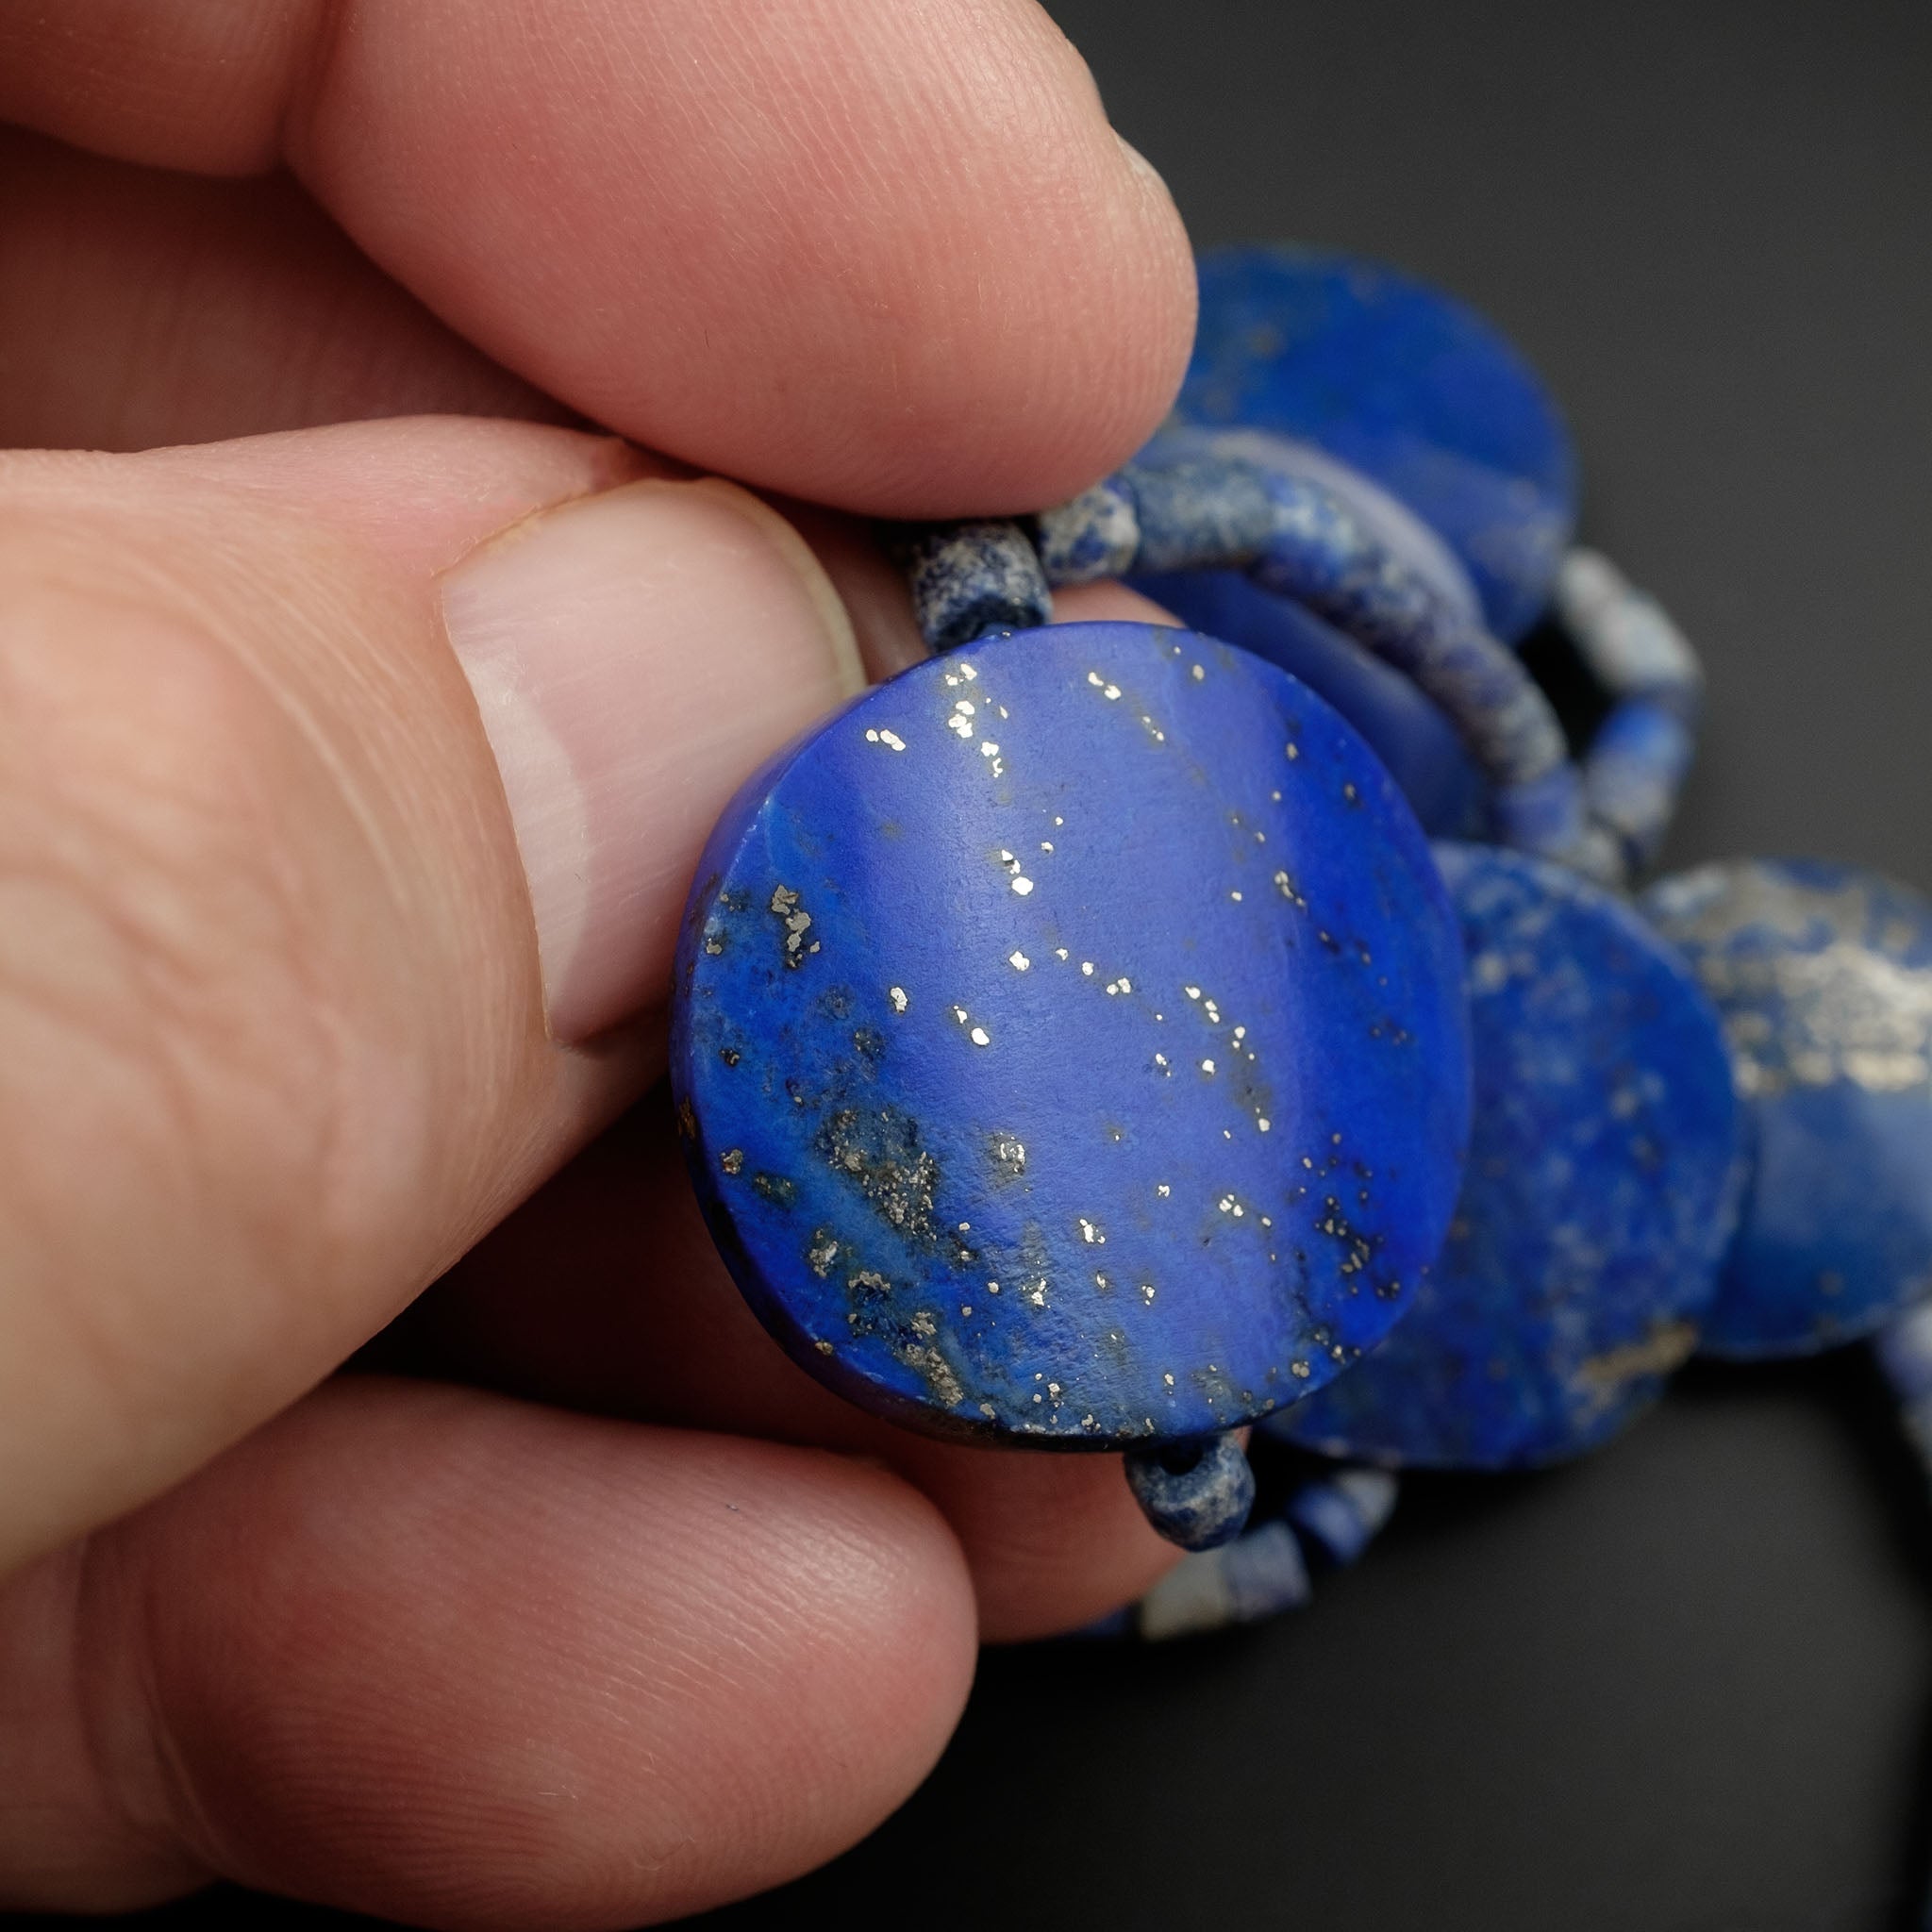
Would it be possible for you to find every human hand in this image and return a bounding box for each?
[0,4,1194,1923]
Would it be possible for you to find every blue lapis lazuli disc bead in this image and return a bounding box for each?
[1641,858,1932,1357]
[1274,844,1740,1469]
[1178,244,1579,643]
[671,622,1472,1445]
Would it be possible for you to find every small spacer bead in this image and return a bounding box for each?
[1124,1430,1256,1550]
[896,520,1052,651]
[1034,475,1141,584]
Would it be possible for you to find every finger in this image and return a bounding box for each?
[0,1378,975,1925]
[1052,580,1186,627]
[0,0,1194,514]
[0,419,869,1572]
[389,1092,1179,1642]
[0,127,565,452]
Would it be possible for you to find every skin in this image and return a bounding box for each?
[0,3,1197,1925]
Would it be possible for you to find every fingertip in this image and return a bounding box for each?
[891,1440,1180,1643]
[105,1382,977,1928]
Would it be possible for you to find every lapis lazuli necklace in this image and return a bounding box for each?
[668,244,1932,1630]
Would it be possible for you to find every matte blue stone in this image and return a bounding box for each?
[672,622,1471,1444]
[1178,244,1578,642]
[1126,567,1490,839]
[1641,858,1932,1357]
[1275,844,1740,1468]
[1124,1434,1254,1549]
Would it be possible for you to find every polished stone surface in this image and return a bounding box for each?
[1278,844,1740,1467]
[672,621,1470,1443]
[1179,243,1578,643]
[1643,858,1932,1356]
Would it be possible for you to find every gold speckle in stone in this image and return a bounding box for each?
[980,1400,997,1419]
[889,986,908,1013]
[1291,1359,1312,1379]
[1141,1284,1157,1304]
[1095,1272,1110,1290]
[1286,742,1301,760]
[1201,1058,1216,1074]
[1219,1194,1235,1213]
[1107,976,1132,994]
[1185,985,1203,1001]
[1078,1217,1107,1244]
[1082,961,1095,975]
[1255,830,1266,843]
[1230,890,1243,902]
[1041,841,1054,852]
[1103,683,1122,700]
[988,1280,1002,1294]
[1157,1183,1171,1197]
[1153,1052,1169,1069]
[863,726,907,752]
[1009,950,1031,972]
[1343,782,1360,804]
[969,1026,991,1047]
[815,1339,834,1355]
[1204,998,1221,1023]
[721,1148,744,1175]
[959,663,978,681]
[1048,1381,1062,1398]
[1088,671,1104,686]
[1024,1281,1048,1307]
[1163,1372,1175,1388]
[1257,1117,1272,1132]
[952,1005,969,1023]
[1011,875,1034,895]
[1033,1392,1043,1404]
[1054,815,1064,826]
[1191,663,1206,681]
[961,1304,974,1317]
[948,702,974,740]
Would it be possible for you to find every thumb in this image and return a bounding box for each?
[0,418,866,1571]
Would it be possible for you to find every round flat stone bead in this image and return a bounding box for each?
[1179,244,1578,643]
[1641,858,1932,1356]
[1275,844,1740,1469]
[672,622,1471,1445]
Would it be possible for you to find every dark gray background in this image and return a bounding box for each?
[27,1,1932,1928]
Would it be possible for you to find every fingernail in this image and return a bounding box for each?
[442,477,865,1042]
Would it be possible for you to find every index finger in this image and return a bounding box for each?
[0,0,1195,515]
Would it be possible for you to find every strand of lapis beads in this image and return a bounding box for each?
[669,238,1932,1598]
[888,244,1932,1638]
